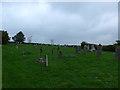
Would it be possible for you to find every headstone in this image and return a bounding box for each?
[115,46,120,60]
[40,47,43,57]
[96,44,102,56]
[76,46,80,53]
[87,45,90,51]
[90,45,96,52]
[83,45,87,54]
[59,51,63,57]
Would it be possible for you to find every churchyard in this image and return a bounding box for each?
[2,43,118,88]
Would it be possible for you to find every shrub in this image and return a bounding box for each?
[102,45,116,52]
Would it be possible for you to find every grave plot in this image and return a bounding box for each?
[36,55,48,67]
[58,50,75,58]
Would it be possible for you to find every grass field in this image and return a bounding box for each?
[2,43,118,88]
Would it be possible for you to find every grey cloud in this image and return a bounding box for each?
[2,2,118,45]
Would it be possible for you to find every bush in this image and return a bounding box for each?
[102,45,116,52]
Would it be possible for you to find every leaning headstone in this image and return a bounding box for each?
[87,45,90,51]
[96,45,102,56]
[83,45,87,54]
[115,46,120,60]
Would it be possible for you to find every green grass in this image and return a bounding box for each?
[2,43,118,88]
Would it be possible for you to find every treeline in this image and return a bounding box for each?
[80,41,120,52]
[0,30,25,45]
[1,30,120,52]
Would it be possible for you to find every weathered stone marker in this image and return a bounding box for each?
[40,47,43,57]
[96,44,102,56]
[59,50,63,57]
[90,45,96,52]
[87,45,90,51]
[76,46,80,53]
[83,45,87,54]
[36,55,48,67]
[115,46,120,60]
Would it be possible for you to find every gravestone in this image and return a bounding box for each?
[83,45,87,54]
[96,45,102,56]
[40,47,43,57]
[59,51,63,57]
[87,45,90,51]
[115,46,120,60]
[16,44,19,49]
[76,46,80,53]
[90,45,96,52]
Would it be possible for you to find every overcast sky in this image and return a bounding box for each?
[2,2,118,45]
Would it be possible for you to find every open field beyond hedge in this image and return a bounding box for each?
[2,43,118,88]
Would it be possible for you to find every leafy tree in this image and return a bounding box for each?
[115,40,120,46]
[0,30,10,44]
[81,41,89,49]
[12,31,25,43]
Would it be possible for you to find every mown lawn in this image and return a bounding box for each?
[2,43,118,88]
